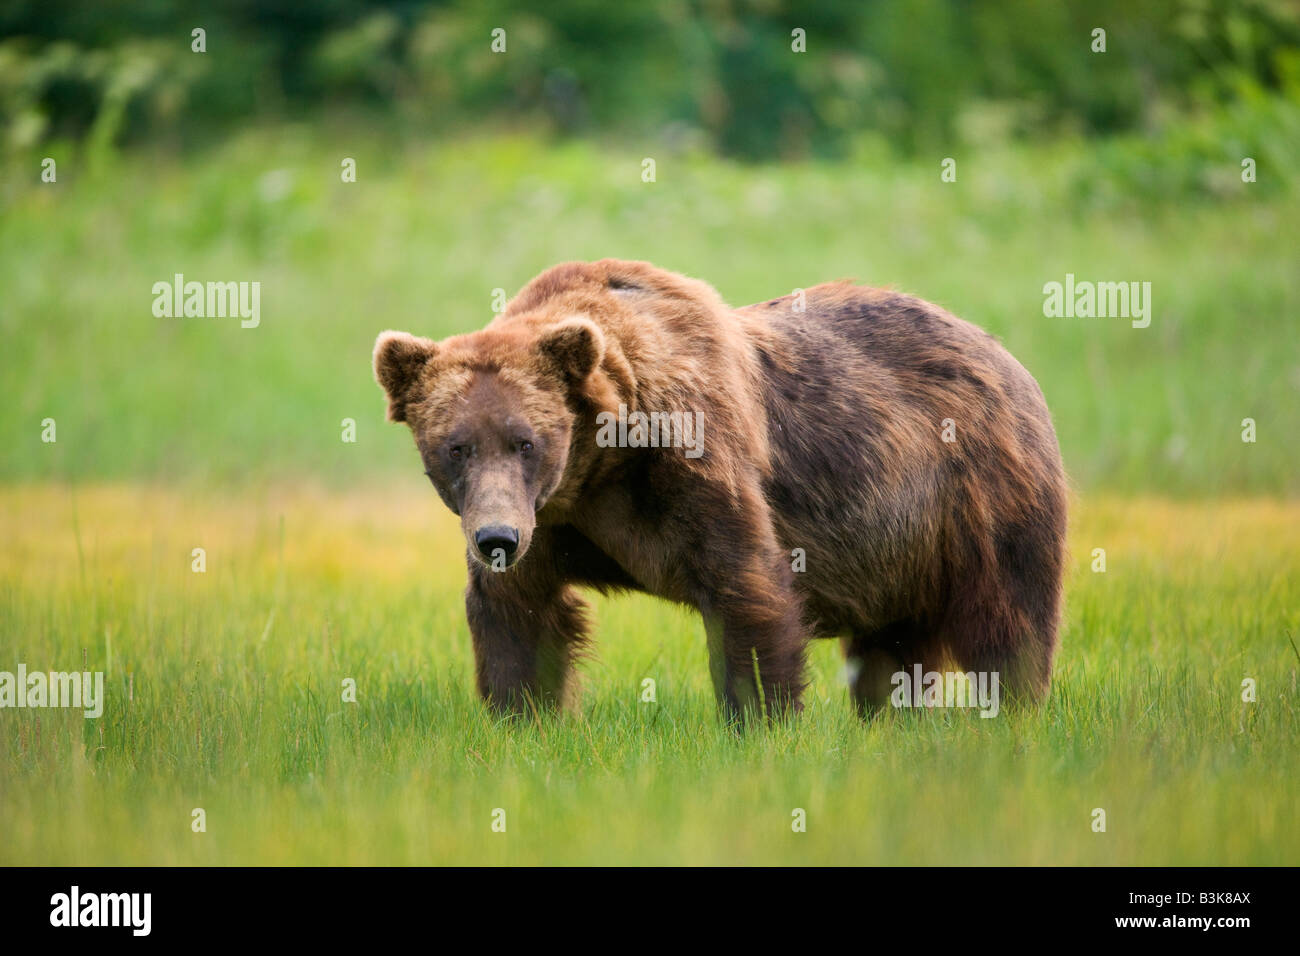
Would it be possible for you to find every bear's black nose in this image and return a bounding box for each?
[475,525,519,562]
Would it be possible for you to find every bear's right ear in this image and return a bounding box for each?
[373,330,437,422]
[538,318,605,384]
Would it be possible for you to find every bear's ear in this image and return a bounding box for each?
[373,330,437,422]
[538,318,605,383]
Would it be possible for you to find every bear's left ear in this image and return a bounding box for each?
[373,330,438,422]
[538,318,605,383]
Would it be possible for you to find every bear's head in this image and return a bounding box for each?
[373,316,612,570]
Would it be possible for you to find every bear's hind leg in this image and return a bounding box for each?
[840,637,901,718]
[842,621,942,718]
[940,573,1058,708]
[946,492,1065,707]
[954,628,1054,707]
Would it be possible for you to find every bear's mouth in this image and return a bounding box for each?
[467,547,525,572]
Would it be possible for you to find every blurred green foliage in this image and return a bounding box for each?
[2,0,1299,161]
[1,3,1297,495]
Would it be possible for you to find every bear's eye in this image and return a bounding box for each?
[448,445,465,461]
[519,440,534,454]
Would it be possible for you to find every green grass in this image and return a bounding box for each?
[0,129,1297,494]
[1,485,1296,865]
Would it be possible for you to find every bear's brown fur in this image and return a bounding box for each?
[374,259,1067,722]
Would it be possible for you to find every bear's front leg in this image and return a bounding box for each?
[464,551,589,717]
[690,490,808,724]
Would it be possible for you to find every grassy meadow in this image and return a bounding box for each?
[1,128,1297,864]
[1,485,1296,865]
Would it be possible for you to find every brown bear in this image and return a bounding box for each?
[373,259,1066,722]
